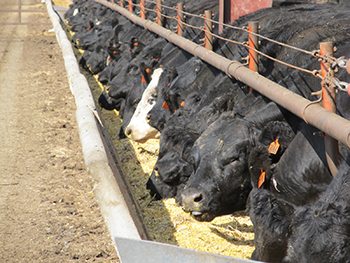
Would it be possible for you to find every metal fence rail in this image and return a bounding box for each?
[0,0,51,25]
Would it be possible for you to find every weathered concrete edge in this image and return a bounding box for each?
[45,0,142,242]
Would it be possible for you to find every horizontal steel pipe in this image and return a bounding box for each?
[93,0,350,148]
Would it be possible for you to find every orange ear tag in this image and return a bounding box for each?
[134,42,139,46]
[162,101,169,110]
[146,68,150,73]
[268,138,280,155]
[113,51,117,54]
[142,76,147,83]
[258,170,266,188]
[180,101,185,107]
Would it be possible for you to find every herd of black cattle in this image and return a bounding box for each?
[65,0,350,262]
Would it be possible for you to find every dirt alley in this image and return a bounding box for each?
[0,0,120,262]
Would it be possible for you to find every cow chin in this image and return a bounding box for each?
[189,210,217,222]
[130,129,160,143]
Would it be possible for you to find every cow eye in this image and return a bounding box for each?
[127,65,138,74]
[222,157,239,167]
[133,99,141,107]
[147,97,156,105]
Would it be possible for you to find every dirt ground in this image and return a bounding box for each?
[0,0,119,262]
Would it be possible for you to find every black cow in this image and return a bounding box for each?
[284,157,350,263]
[66,0,107,34]
[73,12,119,52]
[249,123,333,207]
[179,112,260,222]
[248,183,295,263]
[247,122,332,262]
[248,151,350,263]
[79,43,108,74]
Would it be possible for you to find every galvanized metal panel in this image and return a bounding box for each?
[114,237,261,263]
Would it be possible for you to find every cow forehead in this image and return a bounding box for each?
[194,118,252,149]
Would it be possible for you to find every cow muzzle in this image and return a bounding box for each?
[180,188,215,222]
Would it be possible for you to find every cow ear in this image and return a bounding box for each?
[88,20,94,30]
[162,101,169,110]
[113,24,123,37]
[258,120,295,163]
[248,146,271,189]
[140,62,153,84]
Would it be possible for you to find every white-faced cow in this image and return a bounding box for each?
[125,67,165,143]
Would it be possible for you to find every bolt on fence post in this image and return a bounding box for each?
[177,3,184,36]
[129,0,133,13]
[156,0,162,27]
[204,10,213,50]
[320,41,339,177]
[140,0,145,19]
[248,21,259,93]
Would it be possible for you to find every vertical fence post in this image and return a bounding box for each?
[320,41,339,177]
[18,0,21,24]
[156,0,162,27]
[248,21,259,93]
[129,0,133,13]
[120,0,123,7]
[177,3,184,36]
[204,10,213,51]
[218,0,231,35]
[140,0,145,19]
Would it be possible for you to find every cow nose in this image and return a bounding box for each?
[125,127,132,137]
[146,114,151,122]
[181,188,204,211]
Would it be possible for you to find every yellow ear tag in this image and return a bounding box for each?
[258,170,266,188]
[268,138,280,155]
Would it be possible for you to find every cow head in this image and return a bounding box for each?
[125,67,165,142]
[180,113,259,222]
[154,126,196,186]
[146,67,178,131]
[120,62,157,140]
